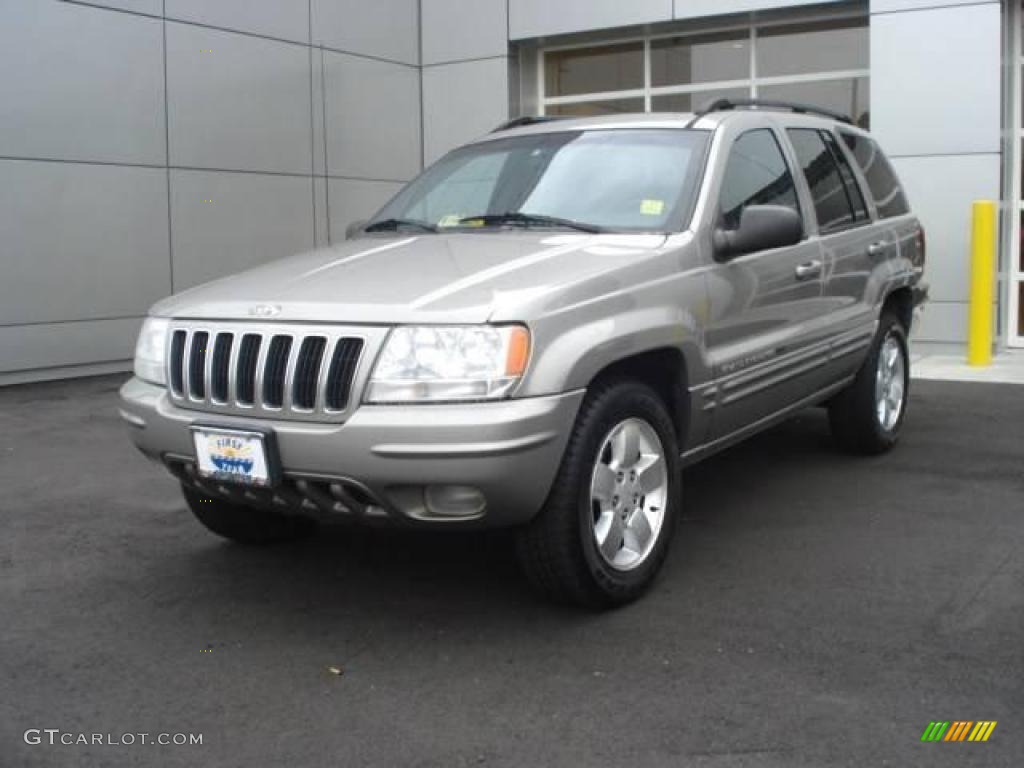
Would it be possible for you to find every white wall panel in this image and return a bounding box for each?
[915,302,969,344]
[0,159,170,325]
[323,52,421,181]
[312,0,419,65]
[872,0,993,12]
[0,0,165,165]
[314,177,330,247]
[0,318,142,376]
[675,0,847,19]
[871,3,1000,156]
[891,154,1001,304]
[59,0,162,18]
[423,58,509,164]
[422,0,508,64]
[510,0,671,40]
[165,0,310,44]
[166,22,312,175]
[170,170,314,290]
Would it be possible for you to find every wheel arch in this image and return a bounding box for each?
[587,347,690,449]
[882,286,914,333]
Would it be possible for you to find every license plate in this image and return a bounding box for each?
[191,427,273,487]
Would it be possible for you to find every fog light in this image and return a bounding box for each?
[424,485,486,518]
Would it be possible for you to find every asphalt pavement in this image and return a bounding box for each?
[1,374,1021,767]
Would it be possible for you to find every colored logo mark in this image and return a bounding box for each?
[921,721,997,742]
[210,437,254,475]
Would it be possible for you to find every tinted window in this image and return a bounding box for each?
[840,132,909,218]
[718,129,800,232]
[822,131,868,221]
[787,128,859,234]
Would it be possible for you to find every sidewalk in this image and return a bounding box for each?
[912,348,1024,384]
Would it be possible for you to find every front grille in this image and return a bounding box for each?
[325,338,364,411]
[262,336,293,408]
[167,326,365,418]
[188,331,209,399]
[169,330,187,396]
[210,333,233,403]
[293,336,327,410]
[236,334,261,406]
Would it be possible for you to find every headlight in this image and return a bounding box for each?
[366,325,531,403]
[133,317,169,386]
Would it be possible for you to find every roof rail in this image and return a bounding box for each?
[491,116,568,133]
[697,98,853,125]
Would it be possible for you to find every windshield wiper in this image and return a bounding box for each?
[457,212,606,234]
[364,218,438,233]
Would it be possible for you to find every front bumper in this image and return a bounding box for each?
[119,377,583,528]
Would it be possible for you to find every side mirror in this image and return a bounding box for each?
[713,205,802,259]
[345,219,368,240]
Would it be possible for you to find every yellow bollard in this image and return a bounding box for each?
[967,200,997,367]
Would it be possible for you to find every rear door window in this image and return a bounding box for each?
[839,132,909,219]
[786,128,863,234]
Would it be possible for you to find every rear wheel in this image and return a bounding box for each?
[515,379,681,608]
[182,484,315,544]
[828,312,909,455]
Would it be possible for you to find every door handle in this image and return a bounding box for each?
[868,241,888,257]
[795,260,822,280]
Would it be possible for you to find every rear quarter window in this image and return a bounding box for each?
[839,133,909,219]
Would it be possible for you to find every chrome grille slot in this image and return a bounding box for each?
[187,331,209,400]
[169,330,187,396]
[210,333,233,403]
[325,338,364,411]
[262,336,293,409]
[292,336,327,410]
[166,323,368,421]
[236,334,262,406]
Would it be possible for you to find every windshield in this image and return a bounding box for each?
[368,129,710,234]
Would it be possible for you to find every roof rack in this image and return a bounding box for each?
[491,116,568,133]
[696,98,853,125]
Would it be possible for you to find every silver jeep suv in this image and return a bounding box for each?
[121,100,927,607]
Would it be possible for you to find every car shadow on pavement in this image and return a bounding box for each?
[143,408,840,628]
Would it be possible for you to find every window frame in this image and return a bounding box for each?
[536,11,869,121]
[716,126,805,241]
[785,127,869,237]
[821,129,871,226]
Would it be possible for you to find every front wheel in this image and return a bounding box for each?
[515,379,681,608]
[828,312,910,455]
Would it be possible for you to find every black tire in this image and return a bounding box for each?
[828,312,910,455]
[182,484,315,545]
[514,378,681,608]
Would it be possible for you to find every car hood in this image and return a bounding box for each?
[151,231,674,324]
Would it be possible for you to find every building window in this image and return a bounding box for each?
[544,43,644,98]
[539,15,869,127]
